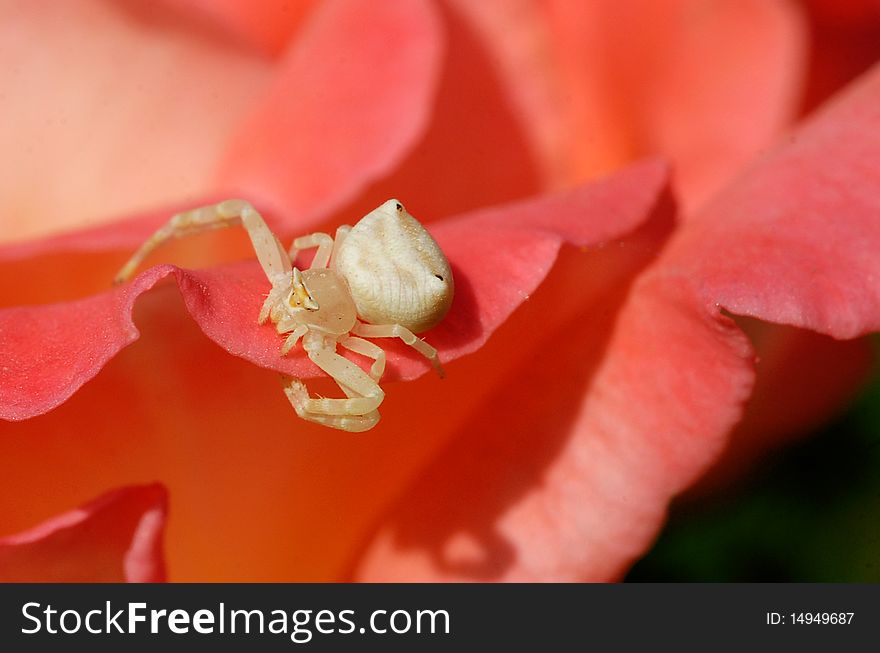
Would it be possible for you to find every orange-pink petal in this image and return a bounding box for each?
[161,0,318,57]
[656,62,880,487]
[354,261,753,581]
[0,160,670,421]
[464,0,806,212]
[0,0,270,243]
[0,484,167,582]
[215,0,444,230]
[669,62,880,339]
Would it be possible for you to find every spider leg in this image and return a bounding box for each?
[289,232,334,269]
[331,225,351,261]
[303,345,384,415]
[281,341,385,432]
[259,281,292,325]
[281,324,309,355]
[338,334,386,380]
[288,224,353,270]
[282,376,380,432]
[114,199,291,284]
[352,322,444,378]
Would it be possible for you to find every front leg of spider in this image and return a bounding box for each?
[115,199,292,285]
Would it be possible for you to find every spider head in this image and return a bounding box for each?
[286,268,320,311]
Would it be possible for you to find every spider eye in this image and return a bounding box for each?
[434,274,444,281]
[395,202,403,212]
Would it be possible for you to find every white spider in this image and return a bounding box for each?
[114,199,453,432]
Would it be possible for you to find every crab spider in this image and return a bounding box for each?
[114,199,453,432]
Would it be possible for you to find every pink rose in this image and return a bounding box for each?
[1,0,878,581]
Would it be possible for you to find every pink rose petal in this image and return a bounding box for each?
[215,0,444,230]
[353,0,544,221]
[0,0,270,243]
[801,0,880,112]
[655,62,880,486]
[668,62,880,339]
[693,323,872,491]
[0,160,670,421]
[0,484,168,582]
[162,0,318,56]
[475,0,805,212]
[638,0,806,212]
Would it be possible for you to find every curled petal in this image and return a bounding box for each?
[0,267,169,421]
[693,323,872,490]
[0,484,168,582]
[668,62,880,339]
[0,160,671,421]
[0,161,673,581]
[657,63,880,484]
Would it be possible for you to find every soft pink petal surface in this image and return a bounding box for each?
[459,0,805,212]
[668,62,880,339]
[215,0,444,230]
[655,63,880,487]
[4,1,873,584]
[162,0,318,56]
[0,484,167,582]
[637,0,806,212]
[0,0,270,242]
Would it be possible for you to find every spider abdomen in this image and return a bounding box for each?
[334,199,453,333]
